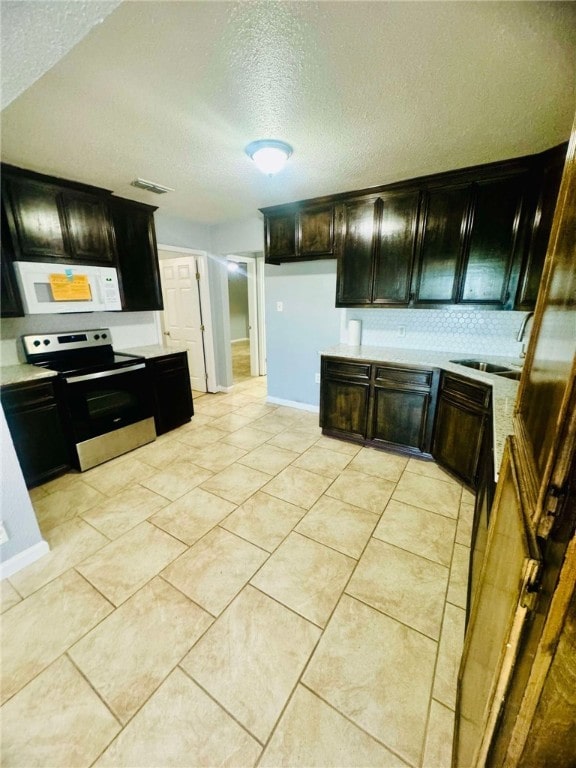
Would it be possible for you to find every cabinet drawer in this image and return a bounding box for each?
[374,365,435,390]
[1,380,56,411]
[148,353,187,374]
[442,373,491,410]
[323,358,371,381]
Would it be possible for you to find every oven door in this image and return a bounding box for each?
[59,363,156,471]
[59,363,153,443]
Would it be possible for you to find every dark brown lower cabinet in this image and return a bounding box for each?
[319,360,371,442]
[432,372,492,489]
[1,379,70,487]
[147,352,194,435]
[320,356,439,456]
[371,365,439,454]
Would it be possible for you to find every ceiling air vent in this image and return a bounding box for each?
[130,178,174,194]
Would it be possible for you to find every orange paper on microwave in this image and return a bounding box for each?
[49,273,92,301]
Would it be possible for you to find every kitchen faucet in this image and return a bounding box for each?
[517,311,534,358]
[516,311,534,342]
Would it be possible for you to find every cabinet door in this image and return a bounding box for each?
[320,378,370,440]
[370,365,437,454]
[372,190,420,305]
[413,184,470,304]
[61,191,115,263]
[148,353,194,435]
[433,396,486,488]
[371,386,431,453]
[111,198,163,311]
[336,197,380,306]
[320,358,371,440]
[515,145,566,310]
[299,205,334,257]
[460,174,526,307]
[1,206,24,317]
[2,382,70,487]
[2,177,68,260]
[265,213,296,262]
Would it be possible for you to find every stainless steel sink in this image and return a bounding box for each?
[450,359,512,373]
[493,370,522,381]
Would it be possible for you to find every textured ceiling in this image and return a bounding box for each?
[1,1,575,225]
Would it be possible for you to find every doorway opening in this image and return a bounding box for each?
[227,254,266,385]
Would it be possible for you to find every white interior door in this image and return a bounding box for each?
[159,255,207,392]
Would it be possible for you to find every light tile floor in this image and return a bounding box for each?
[1,376,474,767]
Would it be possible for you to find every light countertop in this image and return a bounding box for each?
[0,364,58,388]
[117,343,188,360]
[321,344,521,479]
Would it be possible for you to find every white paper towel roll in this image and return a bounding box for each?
[348,319,362,346]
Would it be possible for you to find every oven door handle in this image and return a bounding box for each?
[64,363,146,384]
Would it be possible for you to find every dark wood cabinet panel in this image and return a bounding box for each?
[1,205,24,317]
[147,352,194,435]
[2,176,68,260]
[413,183,470,304]
[1,380,70,487]
[320,356,438,456]
[61,191,115,263]
[432,372,491,489]
[319,357,370,441]
[371,386,431,452]
[461,174,526,306]
[336,197,379,305]
[372,190,420,305]
[299,205,334,257]
[110,198,163,311]
[263,145,564,309]
[1,165,116,266]
[320,378,370,440]
[515,144,567,310]
[264,204,334,263]
[266,213,296,262]
[433,397,486,487]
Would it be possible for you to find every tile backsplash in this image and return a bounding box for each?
[343,309,532,357]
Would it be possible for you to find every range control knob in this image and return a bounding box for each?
[102,333,108,339]
[33,340,41,347]
[94,334,100,340]
[43,339,51,345]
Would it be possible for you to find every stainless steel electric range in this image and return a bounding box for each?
[22,329,156,471]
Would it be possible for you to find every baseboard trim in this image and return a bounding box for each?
[1,540,50,580]
[215,385,233,393]
[266,396,319,413]
[231,338,249,344]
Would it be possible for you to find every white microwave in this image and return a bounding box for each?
[13,261,122,314]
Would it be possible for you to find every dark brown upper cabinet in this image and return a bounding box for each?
[336,190,420,307]
[335,196,380,305]
[373,189,420,305]
[262,203,334,263]
[261,143,566,311]
[515,143,567,310]
[1,164,116,266]
[412,181,471,305]
[1,204,24,318]
[460,174,527,306]
[110,197,163,312]
[412,168,530,309]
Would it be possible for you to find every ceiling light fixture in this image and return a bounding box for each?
[130,178,175,194]
[245,139,293,176]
